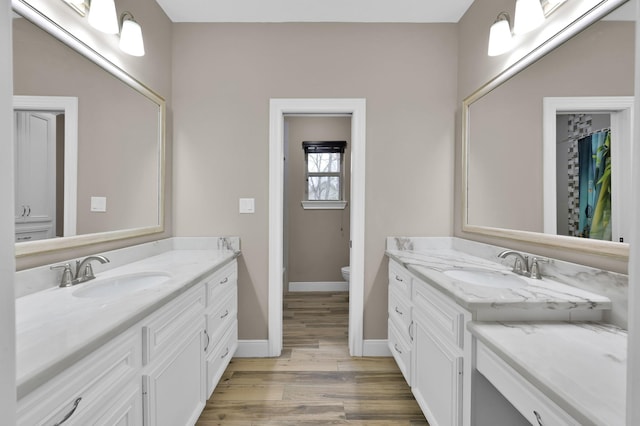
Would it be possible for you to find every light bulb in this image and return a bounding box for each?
[514,0,545,35]
[488,16,513,56]
[119,18,145,56]
[88,0,119,34]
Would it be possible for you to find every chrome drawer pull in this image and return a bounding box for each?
[17,235,32,241]
[221,347,230,359]
[220,309,230,319]
[408,321,414,341]
[220,277,229,284]
[394,344,402,354]
[395,306,403,316]
[395,275,403,282]
[204,329,210,352]
[54,397,82,426]
[534,410,543,425]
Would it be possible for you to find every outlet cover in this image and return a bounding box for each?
[91,196,107,212]
[239,198,255,214]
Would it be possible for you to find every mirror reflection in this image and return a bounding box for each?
[466,2,634,245]
[12,12,162,244]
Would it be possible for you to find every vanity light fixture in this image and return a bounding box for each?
[513,0,545,34]
[119,12,145,57]
[487,12,514,57]
[88,0,119,34]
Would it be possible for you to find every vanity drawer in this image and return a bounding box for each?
[389,260,412,298]
[388,319,412,385]
[476,341,580,426]
[205,260,238,307]
[389,284,412,337]
[17,327,140,426]
[206,289,237,345]
[207,320,238,398]
[142,284,206,365]
[413,278,464,349]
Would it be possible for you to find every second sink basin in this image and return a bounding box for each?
[72,272,172,298]
[444,269,527,289]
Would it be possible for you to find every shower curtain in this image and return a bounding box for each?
[577,130,611,240]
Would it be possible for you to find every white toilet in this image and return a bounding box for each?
[341,266,350,282]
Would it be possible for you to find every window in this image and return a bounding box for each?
[302,141,348,209]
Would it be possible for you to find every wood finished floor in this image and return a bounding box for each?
[196,291,429,426]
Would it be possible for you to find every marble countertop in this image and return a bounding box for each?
[469,321,626,426]
[16,249,239,398]
[386,248,611,313]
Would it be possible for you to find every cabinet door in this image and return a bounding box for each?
[143,319,206,426]
[413,316,463,426]
[14,111,56,228]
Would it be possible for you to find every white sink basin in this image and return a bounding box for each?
[72,272,172,298]
[444,269,527,289]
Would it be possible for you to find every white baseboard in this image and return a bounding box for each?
[236,339,390,357]
[235,340,270,357]
[363,339,391,356]
[288,281,349,292]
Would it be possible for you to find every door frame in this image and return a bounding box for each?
[269,98,366,357]
[13,95,78,237]
[542,96,634,242]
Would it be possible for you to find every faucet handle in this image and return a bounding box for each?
[512,257,527,275]
[81,262,96,280]
[529,257,548,279]
[50,263,74,287]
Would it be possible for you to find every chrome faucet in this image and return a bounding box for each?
[497,250,547,279]
[498,250,530,276]
[75,255,110,283]
[51,255,110,287]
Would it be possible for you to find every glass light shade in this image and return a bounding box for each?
[514,0,545,35]
[119,19,145,56]
[88,0,119,34]
[488,18,513,56]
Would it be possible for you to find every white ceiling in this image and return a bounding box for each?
[154,0,476,23]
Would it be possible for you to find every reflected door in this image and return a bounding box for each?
[14,111,56,241]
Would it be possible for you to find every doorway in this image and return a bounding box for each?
[268,98,366,357]
[542,96,633,243]
[283,115,351,294]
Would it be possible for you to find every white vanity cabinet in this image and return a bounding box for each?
[142,284,207,426]
[17,327,142,426]
[412,277,470,426]
[387,260,472,426]
[204,260,238,398]
[17,257,239,426]
[387,260,413,385]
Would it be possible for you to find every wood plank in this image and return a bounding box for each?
[197,291,429,425]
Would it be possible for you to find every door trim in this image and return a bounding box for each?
[269,98,366,356]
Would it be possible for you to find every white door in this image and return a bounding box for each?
[14,111,56,239]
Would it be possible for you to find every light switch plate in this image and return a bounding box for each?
[239,198,255,214]
[91,196,107,212]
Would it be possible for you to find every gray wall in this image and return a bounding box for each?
[172,23,458,340]
[15,0,173,271]
[285,116,351,284]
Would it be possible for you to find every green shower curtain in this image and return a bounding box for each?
[577,130,611,240]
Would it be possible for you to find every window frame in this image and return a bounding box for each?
[301,141,348,210]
